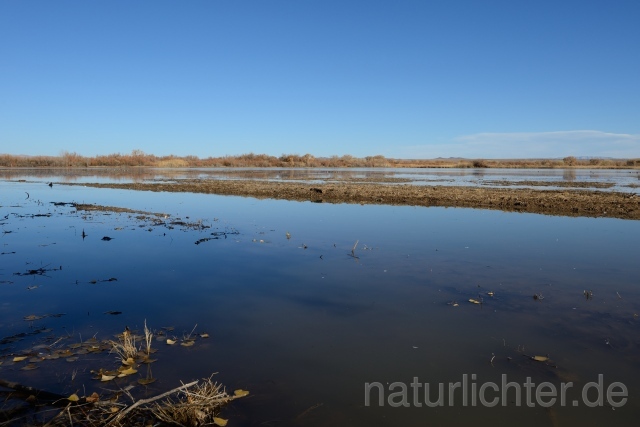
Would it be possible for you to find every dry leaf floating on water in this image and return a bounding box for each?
[531,355,549,362]
[21,364,39,371]
[233,389,249,398]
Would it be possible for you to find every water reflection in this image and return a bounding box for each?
[2,167,639,193]
[0,180,639,426]
[563,169,577,181]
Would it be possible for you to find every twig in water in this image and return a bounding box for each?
[183,324,198,341]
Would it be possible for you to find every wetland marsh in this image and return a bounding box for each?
[1,168,639,426]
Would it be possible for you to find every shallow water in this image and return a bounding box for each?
[1,173,639,426]
[2,166,640,192]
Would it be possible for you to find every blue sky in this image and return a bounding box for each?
[1,0,639,159]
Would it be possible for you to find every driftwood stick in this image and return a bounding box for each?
[105,380,199,426]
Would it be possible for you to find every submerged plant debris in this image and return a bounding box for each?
[0,374,245,427]
[0,322,245,426]
[0,198,248,426]
[14,265,62,276]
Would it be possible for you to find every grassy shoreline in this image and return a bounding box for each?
[2,152,639,169]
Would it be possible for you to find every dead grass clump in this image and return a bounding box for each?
[456,160,473,168]
[155,158,189,167]
[110,327,138,360]
[109,321,155,363]
[151,376,234,426]
[143,320,153,357]
[40,376,242,426]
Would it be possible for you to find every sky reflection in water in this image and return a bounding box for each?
[2,167,639,192]
[0,178,639,426]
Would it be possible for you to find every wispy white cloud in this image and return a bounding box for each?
[396,130,640,159]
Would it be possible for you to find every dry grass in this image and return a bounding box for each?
[143,320,153,357]
[36,376,237,427]
[151,376,233,426]
[0,318,241,426]
[155,158,189,167]
[2,151,638,169]
[109,328,138,360]
[109,321,153,362]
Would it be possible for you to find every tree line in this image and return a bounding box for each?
[0,151,638,169]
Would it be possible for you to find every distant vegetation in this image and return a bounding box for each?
[0,150,638,169]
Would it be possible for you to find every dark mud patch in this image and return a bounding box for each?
[60,180,640,220]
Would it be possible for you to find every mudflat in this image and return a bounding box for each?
[62,179,640,220]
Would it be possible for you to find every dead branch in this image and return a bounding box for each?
[105,380,199,426]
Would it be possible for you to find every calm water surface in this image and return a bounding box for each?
[0,172,639,426]
[2,167,639,192]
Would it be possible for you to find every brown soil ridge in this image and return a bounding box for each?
[73,203,169,217]
[63,180,640,220]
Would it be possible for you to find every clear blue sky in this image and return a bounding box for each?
[1,0,639,159]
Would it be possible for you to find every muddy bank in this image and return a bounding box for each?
[73,203,169,217]
[58,179,640,220]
